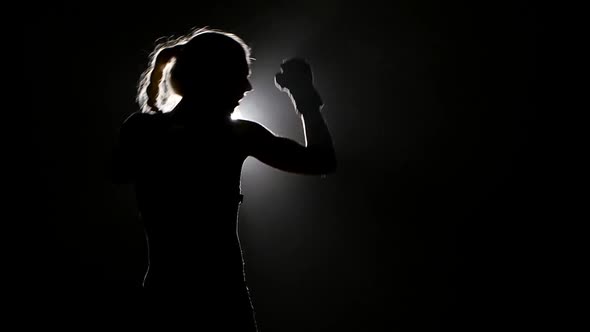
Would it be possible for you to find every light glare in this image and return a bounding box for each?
[231,109,243,120]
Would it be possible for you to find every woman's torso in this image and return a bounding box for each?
[128,112,250,287]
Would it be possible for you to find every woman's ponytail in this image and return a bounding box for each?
[137,44,183,113]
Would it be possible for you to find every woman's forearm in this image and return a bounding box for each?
[276,58,336,171]
[299,106,333,149]
[298,105,337,172]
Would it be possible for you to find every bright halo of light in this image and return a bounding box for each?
[231,108,243,120]
[160,93,183,113]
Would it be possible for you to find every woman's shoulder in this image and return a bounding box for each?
[121,112,165,133]
[122,111,153,127]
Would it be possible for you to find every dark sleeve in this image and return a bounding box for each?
[112,112,149,184]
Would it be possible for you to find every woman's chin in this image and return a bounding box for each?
[231,99,241,108]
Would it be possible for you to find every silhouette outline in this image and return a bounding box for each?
[113,27,336,330]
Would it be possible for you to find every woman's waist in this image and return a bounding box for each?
[146,232,243,254]
[146,243,246,273]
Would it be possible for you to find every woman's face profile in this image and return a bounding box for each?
[227,58,253,108]
[204,56,252,110]
[172,54,252,111]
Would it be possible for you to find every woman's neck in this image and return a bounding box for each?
[170,98,232,125]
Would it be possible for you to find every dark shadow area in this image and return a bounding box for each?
[7,2,544,331]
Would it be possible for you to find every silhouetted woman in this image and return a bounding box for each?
[113,28,336,330]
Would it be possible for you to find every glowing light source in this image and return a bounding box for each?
[231,108,243,120]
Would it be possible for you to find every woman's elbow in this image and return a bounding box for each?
[326,155,337,174]
[317,153,337,175]
[300,146,337,175]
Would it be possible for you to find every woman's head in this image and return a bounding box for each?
[137,28,253,115]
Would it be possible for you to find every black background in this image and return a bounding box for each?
[10,1,544,330]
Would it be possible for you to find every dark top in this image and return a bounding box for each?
[115,111,259,329]
[114,111,251,291]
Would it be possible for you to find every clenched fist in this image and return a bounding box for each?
[275,58,323,113]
